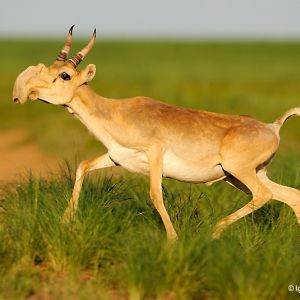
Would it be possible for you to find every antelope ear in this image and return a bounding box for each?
[81,64,96,83]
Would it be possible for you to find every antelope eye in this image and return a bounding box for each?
[60,72,71,81]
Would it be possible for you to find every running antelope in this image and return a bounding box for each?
[13,26,300,241]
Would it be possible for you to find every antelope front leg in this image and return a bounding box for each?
[62,153,116,223]
[147,144,178,242]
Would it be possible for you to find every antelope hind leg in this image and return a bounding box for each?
[213,169,273,239]
[257,169,300,224]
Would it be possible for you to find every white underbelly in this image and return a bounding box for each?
[108,145,149,174]
[108,144,224,183]
[162,151,224,183]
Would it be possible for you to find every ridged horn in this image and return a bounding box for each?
[55,25,75,62]
[68,29,96,68]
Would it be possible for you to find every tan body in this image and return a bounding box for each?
[13,27,300,241]
[69,86,276,184]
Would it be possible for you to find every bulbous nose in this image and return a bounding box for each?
[12,64,44,105]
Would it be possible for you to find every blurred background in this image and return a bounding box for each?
[1,0,300,182]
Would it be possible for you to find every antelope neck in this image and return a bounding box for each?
[67,84,112,120]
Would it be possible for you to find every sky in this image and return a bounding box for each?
[1,0,300,39]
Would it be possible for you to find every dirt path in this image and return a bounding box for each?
[0,129,57,183]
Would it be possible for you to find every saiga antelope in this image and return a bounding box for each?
[13,26,300,241]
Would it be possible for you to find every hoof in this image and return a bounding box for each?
[61,207,75,224]
[167,233,178,245]
[212,230,222,240]
[212,224,225,240]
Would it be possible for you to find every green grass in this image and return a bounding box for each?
[0,167,299,299]
[1,39,300,299]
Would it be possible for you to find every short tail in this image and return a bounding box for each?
[273,107,300,134]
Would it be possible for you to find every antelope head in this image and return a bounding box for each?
[13,26,97,105]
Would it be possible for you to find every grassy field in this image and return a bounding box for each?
[1,39,300,299]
